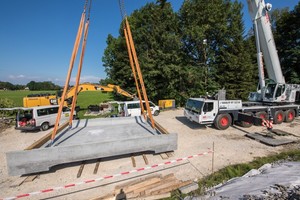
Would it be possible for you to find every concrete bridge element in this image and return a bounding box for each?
[6,117,177,176]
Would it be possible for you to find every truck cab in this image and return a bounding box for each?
[184,98,218,124]
[184,98,242,129]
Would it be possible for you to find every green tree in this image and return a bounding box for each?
[216,1,257,99]
[179,0,256,100]
[26,81,61,91]
[103,1,187,104]
[179,0,224,97]
[272,3,300,84]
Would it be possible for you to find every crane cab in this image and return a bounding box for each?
[261,82,300,103]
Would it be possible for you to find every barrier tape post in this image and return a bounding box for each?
[1,150,213,200]
[212,142,215,173]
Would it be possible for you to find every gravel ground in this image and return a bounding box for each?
[0,108,299,199]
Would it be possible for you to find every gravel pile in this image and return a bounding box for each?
[243,185,300,200]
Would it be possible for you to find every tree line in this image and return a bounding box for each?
[102,0,300,105]
[0,81,61,91]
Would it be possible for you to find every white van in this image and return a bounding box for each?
[15,105,74,131]
[122,101,160,117]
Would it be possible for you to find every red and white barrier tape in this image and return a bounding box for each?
[262,119,273,129]
[1,150,213,200]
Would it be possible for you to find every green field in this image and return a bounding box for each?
[0,90,115,118]
[76,91,114,118]
[0,90,56,107]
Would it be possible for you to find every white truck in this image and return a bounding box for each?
[184,97,299,130]
[184,0,300,130]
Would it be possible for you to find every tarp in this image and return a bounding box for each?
[203,162,300,199]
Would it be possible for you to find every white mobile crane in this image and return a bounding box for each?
[247,0,300,103]
[184,0,300,130]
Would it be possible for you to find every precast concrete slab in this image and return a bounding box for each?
[6,116,177,176]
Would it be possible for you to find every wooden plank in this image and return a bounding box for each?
[25,121,69,150]
[124,177,161,193]
[93,159,101,174]
[131,155,136,168]
[160,153,169,160]
[127,192,171,200]
[151,180,193,195]
[142,154,149,165]
[114,174,161,193]
[89,193,115,200]
[144,175,177,195]
[77,162,85,178]
[23,175,39,182]
[153,119,169,134]
[166,152,174,157]
[145,180,179,195]
[10,177,27,187]
[10,174,39,187]
[144,192,171,200]
[132,174,175,194]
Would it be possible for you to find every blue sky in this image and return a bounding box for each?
[0,0,298,86]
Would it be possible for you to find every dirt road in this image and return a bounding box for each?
[0,108,299,199]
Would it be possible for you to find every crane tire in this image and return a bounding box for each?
[255,111,267,119]
[239,112,253,128]
[214,113,232,130]
[274,110,284,124]
[284,109,295,123]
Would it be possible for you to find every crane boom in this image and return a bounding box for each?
[247,0,300,104]
[247,0,285,84]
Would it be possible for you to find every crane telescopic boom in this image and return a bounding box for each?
[247,0,285,85]
[247,0,300,104]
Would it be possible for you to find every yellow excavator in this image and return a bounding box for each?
[23,83,134,107]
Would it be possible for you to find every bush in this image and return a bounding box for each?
[0,98,15,108]
[0,98,15,117]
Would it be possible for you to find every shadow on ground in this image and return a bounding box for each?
[175,116,208,130]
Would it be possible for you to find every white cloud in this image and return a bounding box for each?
[70,75,102,85]
[3,74,102,86]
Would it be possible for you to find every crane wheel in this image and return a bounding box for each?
[284,109,295,123]
[214,114,232,130]
[255,111,267,119]
[239,112,253,128]
[274,110,284,124]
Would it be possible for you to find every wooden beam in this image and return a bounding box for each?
[77,162,85,178]
[151,180,193,195]
[25,121,69,150]
[131,154,136,168]
[93,159,101,174]
[142,154,149,165]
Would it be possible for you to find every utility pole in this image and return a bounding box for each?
[203,39,208,92]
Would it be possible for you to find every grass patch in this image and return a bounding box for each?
[167,149,300,199]
[0,90,116,119]
[0,90,55,107]
[75,91,114,118]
